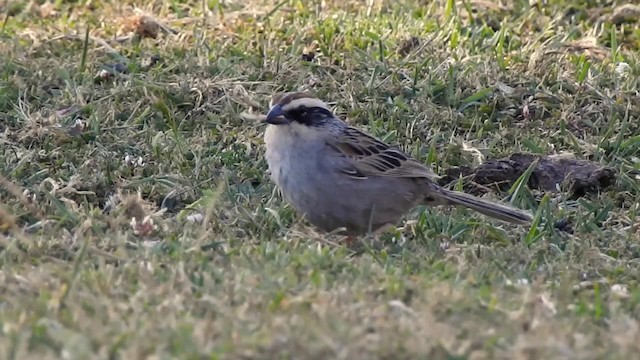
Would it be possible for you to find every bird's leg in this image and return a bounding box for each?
[396,220,418,233]
[343,235,357,246]
[341,224,397,246]
[372,223,395,237]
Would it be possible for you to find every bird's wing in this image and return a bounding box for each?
[327,126,440,180]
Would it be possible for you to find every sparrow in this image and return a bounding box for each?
[262,92,532,236]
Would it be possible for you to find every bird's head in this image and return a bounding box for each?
[264,92,336,128]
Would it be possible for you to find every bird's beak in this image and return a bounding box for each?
[264,105,290,125]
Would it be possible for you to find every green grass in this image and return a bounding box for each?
[1,0,640,358]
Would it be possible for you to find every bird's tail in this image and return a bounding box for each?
[434,188,533,225]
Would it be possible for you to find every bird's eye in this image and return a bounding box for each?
[287,107,320,126]
[288,109,307,121]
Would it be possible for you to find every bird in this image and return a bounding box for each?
[261,91,533,237]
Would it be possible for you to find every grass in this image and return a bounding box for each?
[1,0,640,358]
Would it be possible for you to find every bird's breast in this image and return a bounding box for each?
[264,126,313,190]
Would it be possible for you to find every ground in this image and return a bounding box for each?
[1,0,640,359]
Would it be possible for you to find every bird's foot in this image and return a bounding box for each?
[396,220,418,233]
[343,235,357,246]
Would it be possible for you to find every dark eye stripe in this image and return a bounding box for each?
[286,106,332,126]
[312,108,334,118]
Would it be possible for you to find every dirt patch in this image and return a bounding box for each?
[441,153,616,198]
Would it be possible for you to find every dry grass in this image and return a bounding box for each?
[1,0,640,358]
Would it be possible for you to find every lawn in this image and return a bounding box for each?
[1,0,640,358]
